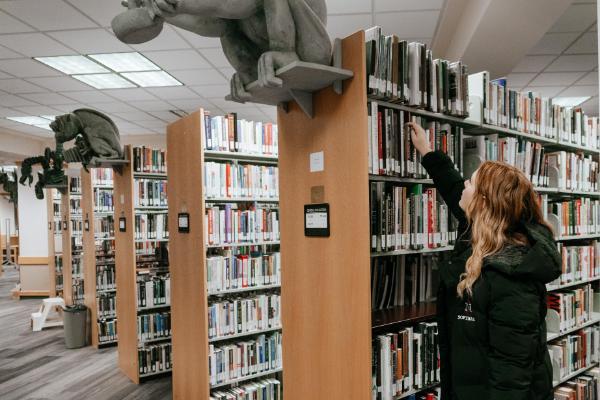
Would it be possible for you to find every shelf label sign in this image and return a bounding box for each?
[119,217,126,232]
[178,213,190,233]
[310,151,324,172]
[304,203,330,237]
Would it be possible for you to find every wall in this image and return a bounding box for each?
[0,197,16,235]
[17,178,48,258]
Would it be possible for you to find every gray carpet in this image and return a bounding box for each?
[0,268,173,400]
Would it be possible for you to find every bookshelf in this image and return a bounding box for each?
[115,145,171,384]
[167,110,282,399]
[82,168,117,348]
[59,176,83,305]
[46,188,63,298]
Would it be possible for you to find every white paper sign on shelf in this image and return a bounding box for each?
[310,151,324,172]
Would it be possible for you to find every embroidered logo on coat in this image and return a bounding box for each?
[457,301,475,322]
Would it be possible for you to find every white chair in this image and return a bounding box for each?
[31,297,65,331]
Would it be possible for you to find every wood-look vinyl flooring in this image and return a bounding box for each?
[0,268,173,400]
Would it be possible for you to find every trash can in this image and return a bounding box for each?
[63,304,88,349]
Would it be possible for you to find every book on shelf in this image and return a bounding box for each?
[210,378,281,400]
[546,198,600,237]
[204,205,280,246]
[137,275,171,309]
[545,151,598,192]
[368,101,463,177]
[206,252,281,294]
[372,322,441,399]
[208,293,281,339]
[94,188,114,212]
[365,26,469,117]
[370,183,458,252]
[135,241,165,256]
[208,331,282,387]
[135,213,169,241]
[138,342,172,375]
[550,242,600,287]
[95,216,114,238]
[371,254,441,310]
[92,168,114,186]
[98,319,117,343]
[96,264,116,291]
[554,368,600,399]
[72,278,84,304]
[98,292,117,318]
[548,326,600,383]
[547,284,595,333]
[204,162,279,200]
[133,147,167,174]
[138,311,171,342]
[203,112,279,156]
[134,179,168,207]
[70,198,82,214]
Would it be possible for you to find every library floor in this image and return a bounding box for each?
[0,269,172,400]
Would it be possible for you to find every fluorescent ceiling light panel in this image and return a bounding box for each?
[33,124,52,131]
[121,71,182,87]
[35,55,108,75]
[553,96,591,107]
[40,115,56,121]
[7,116,53,125]
[89,52,160,72]
[72,73,136,89]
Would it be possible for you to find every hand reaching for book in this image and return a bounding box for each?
[406,122,432,156]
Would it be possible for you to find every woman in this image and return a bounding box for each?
[408,122,561,400]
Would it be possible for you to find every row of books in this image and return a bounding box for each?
[135,241,163,256]
[547,198,600,237]
[72,279,84,304]
[53,202,60,217]
[470,72,600,147]
[547,284,595,333]
[203,113,279,156]
[98,292,117,319]
[208,332,282,386]
[204,162,279,200]
[70,198,82,214]
[371,254,440,310]
[135,213,168,241]
[133,147,167,174]
[554,368,600,400]
[72,256,83,277]
[134,178,168,208]
[70,177,81,194]
[205,206,280,246]
[372,322,440,399]
[92,168,113,186]
[549,326,600,383]
[206,252,281,294]
[94,189,114,212]
[137,275,171,309]
[208,294,281,340]
[96,264,116,291]
[370,183,458,252]
[98,319,117,343]
[95,216,114,238]
[210,378,281,400]
[547,151,598,193]
[368,102,462,177]
[138,311,171,342]
[551,242,600,287]
[365,26,469,117]
[138,342,172,376]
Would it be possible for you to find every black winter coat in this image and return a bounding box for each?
[421,151,562,400]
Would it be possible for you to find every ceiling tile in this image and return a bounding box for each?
[197,48,231,68]
[327,0,372,14]
[522,86,566,97]
[549,4,597,33]
[13,105,61,115]
[65,0,126,27]
[167,98,205,112]
[131,25,190,52]
[0,33,76,57]
[565,32,598,54]
[0,59,64,78]
[103,88,157,102]
[528,33,579,55]
[145,86,199,100]
[326,14,373,41]
[545,55,598,72]
[5,124,52,137]
[574,71,599,85]
[62,90,115,103]
[173,27,222,48]
[506,73,536,88]
[170,69,228,86]
[51,103,87,113]
[130,100,173,112]
[191,85,230,98]
[136,119,168,129]
[26,76,91,92]
[20,92,75,105]
[375,0,444,12]
[511,56,555,73]
[557,85,598,97]
[375,10,440,38]
[0,10,35,34]
[0,71,11,79]
[0,45,23,59]
[148,111,179,122]
[0,93,37,107]
[0,79,46,94]
[529,72,587,86]
[0,0,97,31]
[48,29,131,54]
[0,107,20,117]
[111,110,158,122]
[94,101,139,113]
[143,49,210,70]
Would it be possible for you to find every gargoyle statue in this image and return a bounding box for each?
[0,170,18,204]
[20,109,124,200]
[112,0,332,102]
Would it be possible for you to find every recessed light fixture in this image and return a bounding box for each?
[121,71,182,88]
[35,55,108,75]
[72,73,136,89]
[6,115,56,131]
[89,52,160,72]
[552,97,591,108]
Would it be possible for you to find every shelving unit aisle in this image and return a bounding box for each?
[68,175,84,305]
[60,176,80,305]
[167,110,282,399]
[82,168,117,348]
[46,188,63,298]
[115,145,171,384]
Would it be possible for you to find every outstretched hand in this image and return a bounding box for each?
[406,122,432,156]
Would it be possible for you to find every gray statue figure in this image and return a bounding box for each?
[0,170,18,204]
[20,109,124,200]
[112,0,332,102]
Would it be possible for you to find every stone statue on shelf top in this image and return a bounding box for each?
[112,0,333,102]
[0,170,18,204]
[19,109,124,200]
